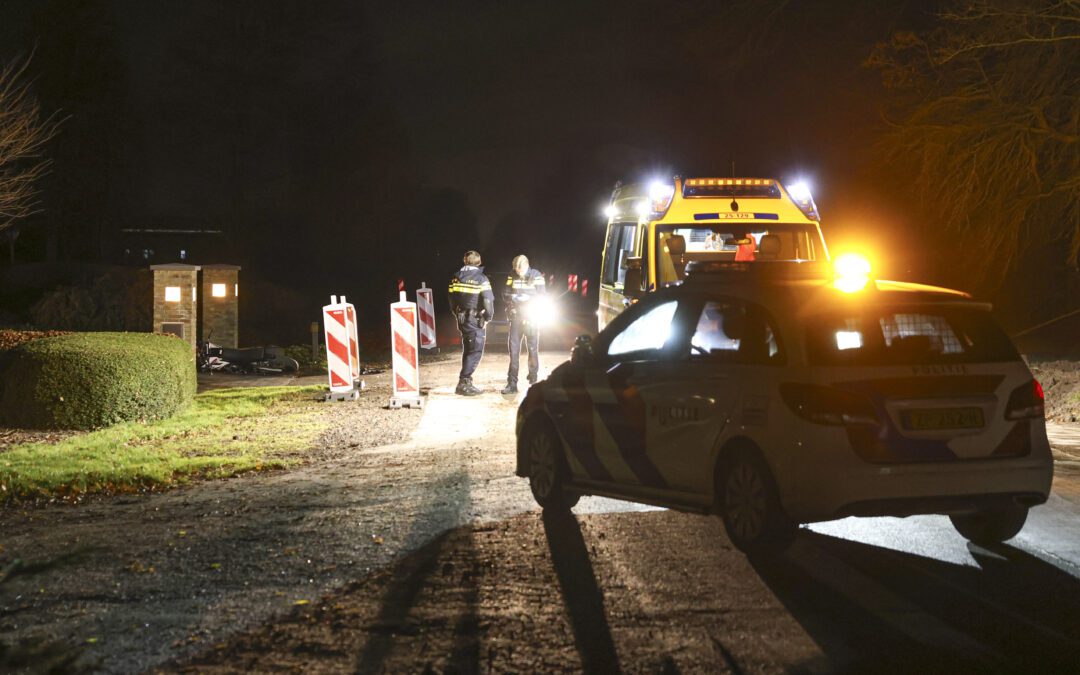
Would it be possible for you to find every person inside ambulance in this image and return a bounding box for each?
[730,231,757,261]
[666,235,688,281]
[501,254,546,394]
[448,250,494,396]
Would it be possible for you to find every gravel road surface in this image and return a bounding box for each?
[4,349,1080,673]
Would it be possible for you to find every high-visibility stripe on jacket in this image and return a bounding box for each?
[502,268,546,311]
[449,265,494,317]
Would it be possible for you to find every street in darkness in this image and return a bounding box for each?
[2,353,1079,672]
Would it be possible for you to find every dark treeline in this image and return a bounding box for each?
[1,1,1076,344]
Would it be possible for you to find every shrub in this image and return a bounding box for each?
[30,270,152,332]
[0,332,196,430]
[284,344,327,375]
[0,330,71,382]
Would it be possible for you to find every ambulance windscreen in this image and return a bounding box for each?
[655,223,823,287]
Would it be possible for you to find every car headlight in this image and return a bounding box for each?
[523,295,559,327]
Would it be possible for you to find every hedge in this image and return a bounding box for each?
[0,332,197,430]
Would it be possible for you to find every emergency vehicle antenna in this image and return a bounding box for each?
[730,160,739,212]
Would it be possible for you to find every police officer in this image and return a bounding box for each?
[448,250,494,396]
[501,254,546,394]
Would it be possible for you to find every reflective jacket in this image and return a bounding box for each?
[448,265,494,318]
[502,268,546,316]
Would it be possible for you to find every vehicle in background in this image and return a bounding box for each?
[598,176,828,330]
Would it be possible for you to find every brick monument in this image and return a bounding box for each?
[200,264,241,348]
[150,263,201,349]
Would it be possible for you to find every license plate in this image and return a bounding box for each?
[903,407,984,430]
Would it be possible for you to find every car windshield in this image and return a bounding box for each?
[806,305,1019,365]
[656,223,823,287]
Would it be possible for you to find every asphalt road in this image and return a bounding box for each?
[4,349,1080,673]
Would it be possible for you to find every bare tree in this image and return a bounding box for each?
[0,56,60,261]
[867,1,1080,287]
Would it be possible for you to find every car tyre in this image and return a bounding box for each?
[524,418,579,511]
[717,446,796,558]
[950,505,1028,546]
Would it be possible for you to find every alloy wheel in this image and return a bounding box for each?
[529,430,556,500]
[725,460,767,542]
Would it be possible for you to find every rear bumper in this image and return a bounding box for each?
[785,426,1054,523]
[834,491,1047,519]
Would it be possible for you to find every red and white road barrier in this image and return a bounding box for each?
[568,273,579,293]
[323,295,362,401]
[389,290,424,409]
[416,281,439,352]
[581,278,589,297]
[345,302,360,382]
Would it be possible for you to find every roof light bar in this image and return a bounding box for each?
[685,178,774,187]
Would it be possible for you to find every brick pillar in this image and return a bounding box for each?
[150,264,201,349]
[200,264,241,348]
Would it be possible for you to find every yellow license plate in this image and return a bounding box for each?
[904,407,984,430]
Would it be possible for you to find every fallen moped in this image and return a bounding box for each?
[198,335,299,375]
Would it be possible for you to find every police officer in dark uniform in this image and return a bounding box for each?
[501,254,546,395]
[448,250,495,396]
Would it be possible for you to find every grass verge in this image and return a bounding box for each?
[0,385,327,503]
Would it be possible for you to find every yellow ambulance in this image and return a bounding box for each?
[598,176,829,329]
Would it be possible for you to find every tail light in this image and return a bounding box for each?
[780,383,880,427]
[1005,379,1044,420]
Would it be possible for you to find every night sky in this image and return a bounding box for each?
[1,1,972,334]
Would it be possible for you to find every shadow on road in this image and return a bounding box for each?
[353,469,479,674]
[542,508,622,674]
[753,530,1080,672]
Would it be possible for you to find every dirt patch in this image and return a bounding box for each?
[1028,359,1080,422]
[165,511,820,674]
[310,370,425,462]
[0,427,82,452]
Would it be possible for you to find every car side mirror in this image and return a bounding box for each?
[623,263,643,300]
[571,334,594,366]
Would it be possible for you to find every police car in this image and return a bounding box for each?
[515,259,1053,556]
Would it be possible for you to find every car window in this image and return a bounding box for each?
[601,222,637,287]
[689,299,782,364]
[806,306,1019,365]
[607,300,678,357]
